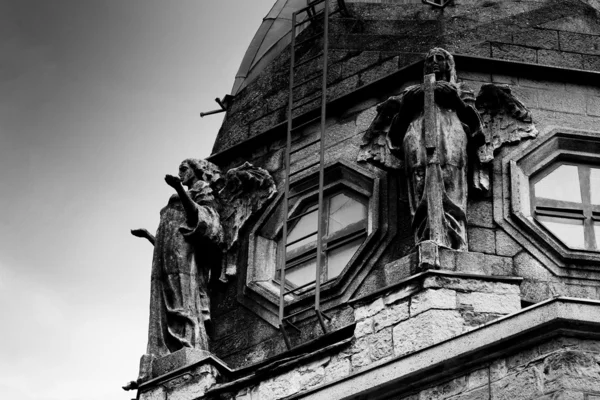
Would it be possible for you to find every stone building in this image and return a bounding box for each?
[133,1,600,399]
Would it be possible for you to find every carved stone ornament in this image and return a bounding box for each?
[358,48,537,252]
[128,159,276,384]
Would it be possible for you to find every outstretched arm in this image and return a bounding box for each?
[131,228,156,246]
[165,174,198,227]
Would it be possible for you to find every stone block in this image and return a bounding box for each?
[350,328,393,369]
[166,366,220,400]
[410,288,457,317]
[373,301,409,331]
[467,367,489,390]
[492,74,518,85]
[559,31,600,56]
[449,386,490,400]
[258,369,301,400]
[383,254,418,289]
[587,96,600,117]
[490,366,544,400]
[491,43,537,63]
[490,358,508,382]
[418,376,468,399]
[543,350,600,393]
[455,251,485,274]
[506,347,540,370]
[384,284,419,305]
[468,227,496,254]
[467,199,494,228]
[424,275,520,295]
[392,309,464,357]
[139,386,166,400]
[538,89,587,114]
[511,86,539,109]
[354,297,385,321]
[152,348,212,378]
[355,317,374,338]
[355,106,378,134]
[358,57,399,87]
[418,240,440,270]
[495,230,523,257]
[513,29,559,50]
[513,252,559,282]
[323,356,351,384]
[538,49,584,69]
[583,54,600,70]
[457,292,520,314]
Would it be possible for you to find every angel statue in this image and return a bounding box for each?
[358,47,536,251]
[127,159,276,385]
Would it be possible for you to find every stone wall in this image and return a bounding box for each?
[213,0,600,154]
[397,337,600,400]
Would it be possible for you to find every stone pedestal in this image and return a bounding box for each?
[418,240,440,270]
[137,349,231,400]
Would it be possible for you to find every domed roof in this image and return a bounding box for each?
[231,0,321,95]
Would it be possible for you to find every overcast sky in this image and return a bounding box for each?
[0,1,275,399]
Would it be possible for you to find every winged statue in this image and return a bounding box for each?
[129,158,276,383]
[358,47,537,250]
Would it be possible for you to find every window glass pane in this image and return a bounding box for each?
[287,206,318,252]
[327,238,363,280]
[591,168,600,205]
[328,193,367,235]
[538,215,585,249]
[285,258,316,288]
[535,165,581,203]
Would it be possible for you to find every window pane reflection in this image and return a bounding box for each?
[591,168,600,205]
[538,215,585,249]
[327,238,362,279]
[287,205,318,252]
[328,193,367,235]
[285,258,317,288]
[535,165,581,203]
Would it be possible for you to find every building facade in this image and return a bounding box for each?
[134,1,600,399]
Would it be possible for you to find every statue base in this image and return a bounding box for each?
[418,240,440,270]
[137,349,232,400]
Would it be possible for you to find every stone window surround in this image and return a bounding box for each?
[508,128,600,267]
[244,160,381,326]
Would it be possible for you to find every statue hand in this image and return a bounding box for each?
[165,174,182,189]
[131,228,150,238]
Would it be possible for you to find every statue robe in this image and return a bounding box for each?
[388,82,483,250]
[146,181,224,360]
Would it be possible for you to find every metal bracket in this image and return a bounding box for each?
[200,95,232,117]
[422,0,453,8]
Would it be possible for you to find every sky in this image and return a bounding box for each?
[0,1,276,399]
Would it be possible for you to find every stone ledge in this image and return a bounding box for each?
[282,298,600,400]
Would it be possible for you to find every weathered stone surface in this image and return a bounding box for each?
[410,288,457,317]
[457,292,520,314]
[467,367,489,390]
[258,369,301,400]
[495,230,523,257]
[418,376,467,399]
[166,365,220,400]
[393,309,464,357]
[467,227,496,254]
[513,252,559,282]
[543,350,600,392]
[355,298,385,320]
[450,386,490,400]
[384,281,420,305]
[424,276,520,295]
[350,328,393,369]
[490,358,508,382]
[467,199,494,228]
[490,367,544,400]
[139,386,166,400]
[355,318,374,338]
[324,356,351,384]
[374,301,410,331]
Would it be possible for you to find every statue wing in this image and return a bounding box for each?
[475,83,538,162]
[357,95,403,169]
[471,83,538,192]
[218,162,277,281]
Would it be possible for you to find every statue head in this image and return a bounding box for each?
[180,158,223,191]
[424,48,456,84]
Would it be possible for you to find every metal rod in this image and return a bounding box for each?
[279,11,298,334]
[200,109,225,118]
[314,0,329,335]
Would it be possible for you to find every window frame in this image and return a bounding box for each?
[275,188,369,294]
[530,162,600,251]
[243,161,383,327]
[506,128,600,267]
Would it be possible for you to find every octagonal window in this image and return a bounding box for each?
[531,163,600,250]
[276,191,368,291]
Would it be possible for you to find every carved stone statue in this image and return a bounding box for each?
[359,48,537,251]
[129,159,276,384]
